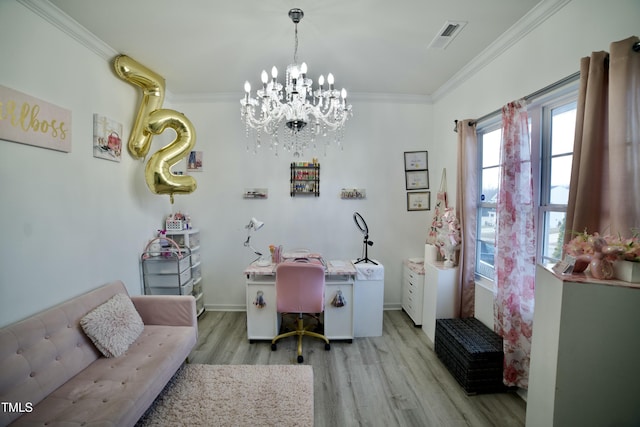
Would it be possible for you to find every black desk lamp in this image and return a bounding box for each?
[353,212,377,265]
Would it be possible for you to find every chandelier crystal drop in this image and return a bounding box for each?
[240,8,352,157]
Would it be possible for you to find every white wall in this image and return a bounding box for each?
[2,0,637,327]
[0,1,171,326]
[170,97,433,310]
[431,0,639,319]
[0,1,432,326]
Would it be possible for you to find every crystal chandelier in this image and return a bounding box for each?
[240,8,352,156]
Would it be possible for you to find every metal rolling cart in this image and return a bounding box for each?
[141,237,193,296]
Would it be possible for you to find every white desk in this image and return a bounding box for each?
[353,261,384,337]
[244,259,384,342]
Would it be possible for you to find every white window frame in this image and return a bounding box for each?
[474,82,579,283]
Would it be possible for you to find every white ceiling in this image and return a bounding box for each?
[43,0,550,99]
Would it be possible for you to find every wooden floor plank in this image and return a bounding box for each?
[188,310,526,427]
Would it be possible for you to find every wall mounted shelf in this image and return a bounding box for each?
[290,162,320,197]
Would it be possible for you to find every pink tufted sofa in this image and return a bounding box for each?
[0,280,198,426]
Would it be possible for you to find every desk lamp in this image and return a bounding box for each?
[244,217,264,263]
[353,212,377,265]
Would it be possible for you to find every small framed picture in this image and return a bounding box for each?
[407,191,430,211]
[93,114,122,162]
[187,151,203,172]
[405,170,429,190]
[404,151,428,171]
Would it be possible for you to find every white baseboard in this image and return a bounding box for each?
[204,304,245,312]
[204,303,404,312]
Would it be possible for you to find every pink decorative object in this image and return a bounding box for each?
[572,255,592,273]
[435,207,461,267]
[564,230,640,263]
[588,237,614,279]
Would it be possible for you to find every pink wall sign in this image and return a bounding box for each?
[0,85,72,153]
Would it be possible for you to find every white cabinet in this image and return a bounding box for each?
[244,270,355,342]
[527,265,640,427]
[165,229,204,317]
[402,261,424,326]
[324,278,354,341]
[353,262,384,337]
[246,278,280,342]
[141,249,193,296]
[422,257,459,344]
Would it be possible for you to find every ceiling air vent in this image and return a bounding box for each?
[428,20,467,50]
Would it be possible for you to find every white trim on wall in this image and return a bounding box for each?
[19,0,571,103]
[17,0,117,60]
[431,0,572,102]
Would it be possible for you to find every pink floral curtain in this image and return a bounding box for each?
[494,100,536,389]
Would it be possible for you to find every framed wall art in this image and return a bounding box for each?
[407,191,430,211]
[93,114,122,162]
[405,170,429,190]
[404,151,428,171]
[187,150,203,172]
[1,85,72,152]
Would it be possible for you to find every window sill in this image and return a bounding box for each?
[474,275,496,293]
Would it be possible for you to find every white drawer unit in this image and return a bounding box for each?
[246,278,280,342]
[165,228,205,317]
[146,280,193,296]
[402,261,425,326]
[353,262,384,337]
[324,278,354,341]
[141,250,193,296]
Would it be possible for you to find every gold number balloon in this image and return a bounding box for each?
[113,55,196,203]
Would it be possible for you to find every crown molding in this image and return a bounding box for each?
[17,0,118,60]
[431,0,572,102]
[22,0,432,106]
[21,0,569,105]
[349,92,432,104]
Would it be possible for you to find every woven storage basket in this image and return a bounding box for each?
[435,317,506,395]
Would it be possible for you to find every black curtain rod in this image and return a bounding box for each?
[454,71,581,132]
[456,41,639,132]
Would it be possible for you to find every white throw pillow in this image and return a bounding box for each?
[80,293,144,358]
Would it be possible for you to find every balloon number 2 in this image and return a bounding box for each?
[113,55,197,204]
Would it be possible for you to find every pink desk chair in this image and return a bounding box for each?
[271,259,330,363]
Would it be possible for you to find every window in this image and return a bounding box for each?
[475,87,578,281]
[537,100,577,264]
[477,126,501,280]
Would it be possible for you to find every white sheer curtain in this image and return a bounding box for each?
[494,100,536,389]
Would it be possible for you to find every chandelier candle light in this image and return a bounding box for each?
[241,8,352,157]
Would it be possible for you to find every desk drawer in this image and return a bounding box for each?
[246,283,279,340]
[147,280,193,296]
[402,264,424,326]
[403,268,423,283]
[145,269,192,287]
[324,282,354,340]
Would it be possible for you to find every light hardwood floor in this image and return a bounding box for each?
[188,310,526,427]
